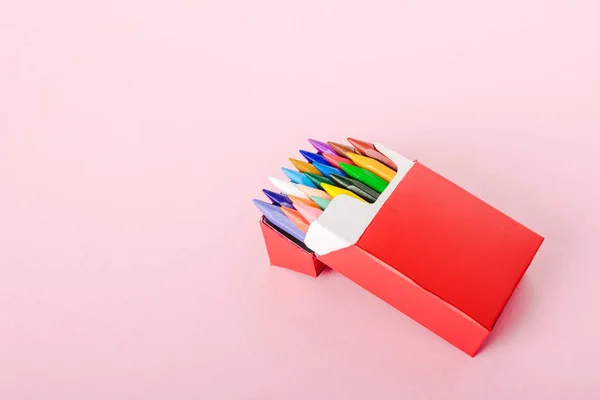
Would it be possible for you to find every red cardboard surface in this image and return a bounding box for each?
[318,246,489,356]
[259,218,325,278]
[258,161,543,356]
[357,163,544,332]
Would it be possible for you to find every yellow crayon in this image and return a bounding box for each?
[346,153,396,182]
[321,183,367,203]
[289,158,321,175]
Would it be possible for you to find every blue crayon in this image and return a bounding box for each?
[282,168,318,188]
[299,150,332,166]
[253,199,306,242]
[312,162,348,178]
[262,189,294,209]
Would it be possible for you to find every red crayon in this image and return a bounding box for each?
[323,153,356,169]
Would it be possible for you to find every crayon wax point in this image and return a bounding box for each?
[347,137,398,171]
[328,141,358,157]
[311,196,331,210]
[252,199,306,242]
[293,201,323,224]
[313,162,348,178]
[321,183,367,203]
[289,158,321,175]
[282,168,317,188]
[338,162,389,193]
[329,173,379,203]
[346,153,396,182]
[262,189,295,209]
[308,139,337,155]
[288,194,320,209]
[299,150,332,166]
[281,206,310,233]
[323,153,356,169]
[296,184,333,200]
[305,172,333,188]
[268,177,310,199]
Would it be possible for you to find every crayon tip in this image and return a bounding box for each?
[262,189,295,209]
[328,141,358,157]
[268,177,310,200]
[313,162,348,178]
[322,153,356,169]
[253,199,306,242]
[289,158,321,175]
[281,206,310,233]
[293,201,323,224]
[305,172,334,188]
[311,196,331,210]
[346,153,396,182]
[330,173,379,203]
[296,184,333,201]
[347,137,398,170]
[252,199,281,216]
[346,138,373,155]
[321,183,367,203]
[288,194,320,209]
[299,150,332,166]
[281,168,318,188]
[338,162,389,193]
[308,139,337,155]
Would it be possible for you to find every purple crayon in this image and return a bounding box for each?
[262,189,295,209]
[308,139,337,155]
[253,199,306,242]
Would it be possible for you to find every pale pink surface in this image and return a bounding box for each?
[1,1,599,399]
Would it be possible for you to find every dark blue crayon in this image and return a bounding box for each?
[299,150,332,166]
[262,189,295,209]
[312,162,348,178]
[282,168,318,188]
[253,199,306,242]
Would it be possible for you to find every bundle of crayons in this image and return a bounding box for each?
[253,138,398,248]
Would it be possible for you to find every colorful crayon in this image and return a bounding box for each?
[299,150,332,166]
[311,196,331,210]
[253,199,306,242]
[321,183,367,203]
[293,201,323,223]
[346,153,396,182]
[262,189,295,209]
[328,141,358,157]
[313,162,348,178]
[281,206,310,233]
[289,158,321,175]
[329,173,379,203]
[268,177,310,199]
[282,168,318,188]
[338,162,389,193]
[347,138,398,171]
[308,139,336,155]
[305,172,333,188]
[322,153,356,169]
[296,184,333,200]
[288,194,320,209]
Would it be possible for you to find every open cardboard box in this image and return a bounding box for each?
[259,144,544,356]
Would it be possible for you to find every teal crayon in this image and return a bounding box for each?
[311,196,331,210]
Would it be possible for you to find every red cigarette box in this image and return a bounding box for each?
[259,143,543,356]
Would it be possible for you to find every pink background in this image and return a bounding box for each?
[1,1,599,399]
